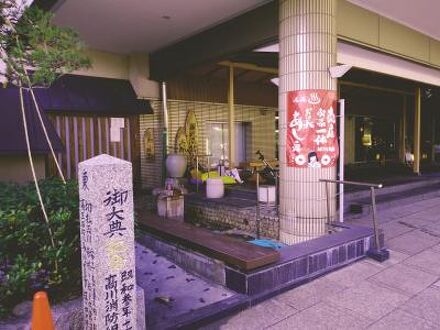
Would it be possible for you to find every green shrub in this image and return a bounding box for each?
[0,178,80,318]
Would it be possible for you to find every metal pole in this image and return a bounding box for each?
[339,99,345,223]
[196,155,199,193]
[413,87,421,174]
[401,96,407,163]
[161,82,169,185]
[325,181,331,233]
[319,178,382,189]
[370,187,381,251]
[228,65,235,167]
[256,171,261,239]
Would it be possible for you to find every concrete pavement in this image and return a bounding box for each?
[202,196,440,329]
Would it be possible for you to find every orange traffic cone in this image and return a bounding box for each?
[31,291,55,330]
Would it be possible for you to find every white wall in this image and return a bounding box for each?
[0,155,45,184]
[129,54,160,99]
[72,49,160,99]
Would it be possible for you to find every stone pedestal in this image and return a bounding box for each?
[136,286,146,330]
[78,154,138,330]
[157,195,184,219]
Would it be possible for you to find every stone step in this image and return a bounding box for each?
[346,182,440,217]
[345,175,440,201]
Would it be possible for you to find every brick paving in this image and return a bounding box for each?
[202,196,440,330]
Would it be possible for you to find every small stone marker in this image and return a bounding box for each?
[78,154,137,330]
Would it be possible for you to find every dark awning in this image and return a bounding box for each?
[0,87,64,155]
[0,75,153,155]
[34,74,154,115]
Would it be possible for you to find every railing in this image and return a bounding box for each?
[319,179,384,254]
[255,170,279,239]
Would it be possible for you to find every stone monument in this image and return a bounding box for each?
[78,154,137,330]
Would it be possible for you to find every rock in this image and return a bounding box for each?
[154,296,173,305]
[55,307,83,330]
[12,301,32,318]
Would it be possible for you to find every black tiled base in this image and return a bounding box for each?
[367,249,390,262]
[153,294,249,330]
[225,225,376,296]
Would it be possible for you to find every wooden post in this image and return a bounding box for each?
[228,65,235,167]
[400,96,407,163]
[432,115,436,164]
[413,88,421,174]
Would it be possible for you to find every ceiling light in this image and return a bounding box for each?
[425,88,433,99]
[254,43,279,52]
[270,78,279,86]
[329,64,352,78]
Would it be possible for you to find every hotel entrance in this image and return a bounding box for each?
[421,89,440,169]
[354,116,399,163]
[340,68,440,180]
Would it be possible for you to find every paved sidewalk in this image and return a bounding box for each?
[135,243,237,329]
[202,196,440,330]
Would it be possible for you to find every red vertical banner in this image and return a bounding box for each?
[286,90,339,168]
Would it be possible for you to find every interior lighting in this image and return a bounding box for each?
[328,64,352,78]
[254,43,279,52]
[425,88,433,99]
[270,78,279,86]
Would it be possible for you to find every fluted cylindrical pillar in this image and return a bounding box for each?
[279,0,338,244]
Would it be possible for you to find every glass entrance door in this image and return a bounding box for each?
[355,116,398,163]
[207,122,247,167]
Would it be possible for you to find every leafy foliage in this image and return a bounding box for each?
[1,5,91,87]
[0,178,81,317]
[0,4,91,318]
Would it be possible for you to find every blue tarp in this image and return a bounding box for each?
[248,239,285,250]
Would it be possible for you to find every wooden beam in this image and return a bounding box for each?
[432,114,437,164]
[205,66,224,79]
[339,80,414,96]
[234,69,250,80]
[219,61,278,75]
[137,214,280,271]
[150,1,278,81]
[256,73,274,84]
